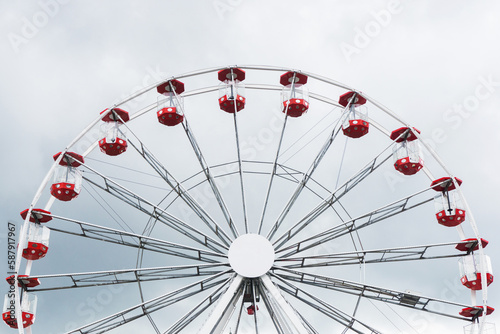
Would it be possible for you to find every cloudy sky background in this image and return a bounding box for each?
[1,1,499,333]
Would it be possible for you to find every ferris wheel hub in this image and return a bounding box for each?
[228,234,275,278]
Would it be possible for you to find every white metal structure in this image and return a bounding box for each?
[9,65,493,333]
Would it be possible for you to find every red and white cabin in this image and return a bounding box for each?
[6,275,40,288]
[390,127,423,175]
[157,79,185,95]
[459,305,495,318]
[280,71,309,118]
[157,106,184,126]
[2,293,37,329]
[339,91,369,138]
[455,238,489,252]
[218,68,246,113]
[20,208,52,223]
[99,108,129,156]
[459,254,494,290]
[50,152,83,201]
[22,223,50,261]
[431,177,466,227]
[157,79,185,126]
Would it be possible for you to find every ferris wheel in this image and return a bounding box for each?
[4,65,495,333]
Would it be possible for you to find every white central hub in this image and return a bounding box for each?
[228,234,275,278]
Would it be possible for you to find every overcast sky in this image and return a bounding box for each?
[1,1,499,333]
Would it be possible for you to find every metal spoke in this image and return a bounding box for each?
[296,314,319,334]
[65,271,232,334]
[198,274,244,333]
[275,242,465,268]
[25,263,228,291]
[272,273,382,334]
[162,280,231,334]
[252,278,259,334]
[232,105,249,234]
[257,104,289,235]
[80,161,229,253]
[124,135,233,247]
[181,119,240,238]
[275,186,433,258]
[273,267,473,322]
[258,282,288,334]
[259,278,317,334]
[224,70,251,235]
[341,294,363,334]
[48,213,225,263]
[272,150,392,251]
[260,274,310,334]
[233,290,246,334]
[266,115,344,240]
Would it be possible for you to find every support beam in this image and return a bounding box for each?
[273,274,381,334]
[182,118,240,238]
[28,263,229,291]
[275,242,465,268]
[81,163,228,253]
[48,214,225,263]
[273,267,473,322]
[65,271,231,334]
[275,186,433,258]
[198,274,244,334]
[260,274,310,334]
[257,112,288,235]
[127,137,233,246]
[266,119,343,240]
[272,151,392,249]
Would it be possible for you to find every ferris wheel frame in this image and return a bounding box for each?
[9,65,493,334]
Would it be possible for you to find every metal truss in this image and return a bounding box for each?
[126,135,234,247]
[272,149,393,250]
[26,263,228,292]
[275,186,434,258]
[47,214,225,263]
[65,271,232,334]
[275,241,465,268]
[81,162,228,253]
[272,267,473,322]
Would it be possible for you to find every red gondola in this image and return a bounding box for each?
[280,71,309,117]
[339,91,369,138]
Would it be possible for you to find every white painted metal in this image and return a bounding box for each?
[260,274,310,334]
[198,275,244,334]
[228,234,275,278]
